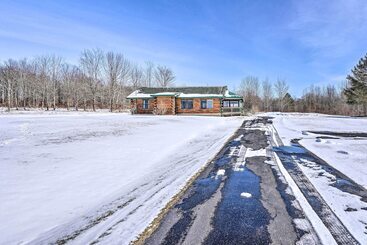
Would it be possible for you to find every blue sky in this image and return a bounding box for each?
[0,0,366,96]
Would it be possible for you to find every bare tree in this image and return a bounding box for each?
[35,56,53,110]
[71,68,85,111]
[80,49,104,111]
[143,61,155,87]
[1,59,18,111]
[239,76,260,111]
[49,55,63,110]
[130,64,144,89]
[154,65,175,87]
[115,58,131,111]
[61,63,80,110]
[274,79,289,112]
[17,59,32,109]
[104,52,130,112]
[262,78,273,112]
[0,50,177,112]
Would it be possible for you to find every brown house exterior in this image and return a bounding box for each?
[127,86,243,116]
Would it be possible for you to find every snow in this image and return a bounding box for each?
[152,92,178,96]
[295,156,367,243]
[216,169,226,176]
[224,90,242,99]
[244,148,267,158]
[178,93,222,98]
[272,149,338,245]
[240,192,252,198]
[268,112,367,244]
[126,90,153,99]
[269,112,367,187]
[0,112,243,244]
[300,138,367,188]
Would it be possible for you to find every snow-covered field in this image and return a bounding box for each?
[269,113,367,243]
[271,113,367,187]
[0,112,243,244]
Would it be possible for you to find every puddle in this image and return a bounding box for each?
[273,146,307,154]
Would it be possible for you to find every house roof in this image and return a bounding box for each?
[127,86,242,99]
[139,86,227,94]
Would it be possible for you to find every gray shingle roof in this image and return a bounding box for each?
[139,86,227,95]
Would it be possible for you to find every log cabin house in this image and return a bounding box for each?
[127,86,243,116]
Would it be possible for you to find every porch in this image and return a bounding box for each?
[220,99,244,116]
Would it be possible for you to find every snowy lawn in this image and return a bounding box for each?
[270,113,367,188]
[0,112,243,244]
[269,112,367,243]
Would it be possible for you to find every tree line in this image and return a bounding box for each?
[238,76,349,114]
[1,50,366,116]
[0,49,175,112]
[238,53,367,116]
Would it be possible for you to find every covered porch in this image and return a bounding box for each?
[220,96,244,116]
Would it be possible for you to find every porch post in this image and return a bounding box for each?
[220,98,223,117]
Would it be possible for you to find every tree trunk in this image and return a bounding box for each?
[15,91,19,110]
[7,80,11,112]
[53,92,56,110]
[109,97,113,112]
[92,96,96,112]
[75,95,79,111]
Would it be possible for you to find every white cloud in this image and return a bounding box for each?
[288,0,367,58]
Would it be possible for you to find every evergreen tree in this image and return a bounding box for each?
[283,92,295,112]
[344,53,367,115]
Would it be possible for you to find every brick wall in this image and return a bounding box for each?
[132,97,222,114]
[176,98,221,114]
[156,96,175,115]
[131,98,155,114]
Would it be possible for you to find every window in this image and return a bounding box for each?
[222,100,240,107]
[181,99,193,109]
[207,100,213,109]
[143,99,149,109]
[201,99,213,109]
[200,100,206,109]
[230,101,239,107]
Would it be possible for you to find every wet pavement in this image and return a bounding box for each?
[144,118,318,245]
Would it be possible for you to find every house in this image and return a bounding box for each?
[126,86,243,116]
